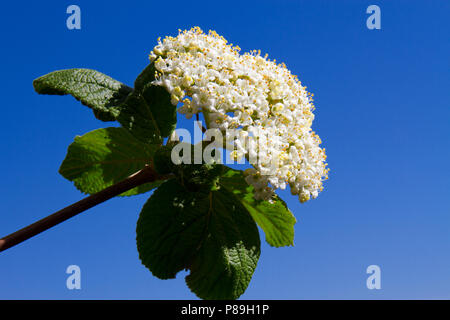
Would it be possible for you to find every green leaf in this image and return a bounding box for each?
[152,145,175,175]
[153,141,224,190]
[185,186,261,300]
[117,62,176,144]
[134,63,158,92]
[219,168,297,247]
[33,69,132,121]
[59,127,161,196]
[136,179,260,300]
[118,84,176,144]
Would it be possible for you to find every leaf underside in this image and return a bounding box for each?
[136,179,261,300]
[59,127,161,196]
[220,168,297,247]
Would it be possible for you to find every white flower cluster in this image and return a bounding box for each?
[149,27,329,203]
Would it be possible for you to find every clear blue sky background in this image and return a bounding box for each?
[0,0,448,299]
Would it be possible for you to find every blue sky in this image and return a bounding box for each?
[0,0,449,299]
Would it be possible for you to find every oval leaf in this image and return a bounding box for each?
[118,84,176,144]
[59,127,161,196]
[33,69,132,121]
[136,179,260,299]
[220,168,297,247]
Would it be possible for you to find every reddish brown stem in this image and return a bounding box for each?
[0,166,166,253]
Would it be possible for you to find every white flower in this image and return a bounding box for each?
[149,27,329,203]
